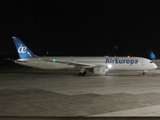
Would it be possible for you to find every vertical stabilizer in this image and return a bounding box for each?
[149,50,157,60]
[12,36,37,59]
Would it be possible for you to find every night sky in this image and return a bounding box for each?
[1,0,160,58]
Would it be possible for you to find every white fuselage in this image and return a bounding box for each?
[15,56,157,71]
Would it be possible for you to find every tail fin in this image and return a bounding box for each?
[12,36,37,59]
[149,50,157,60]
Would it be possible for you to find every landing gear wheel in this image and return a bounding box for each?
[142,71,146,75]
[78,71,86,76]
[106,72,108,75]
[78,73,81,76]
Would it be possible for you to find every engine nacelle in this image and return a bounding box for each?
[93,66,107,75]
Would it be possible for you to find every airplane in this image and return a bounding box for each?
[11,36,157,76]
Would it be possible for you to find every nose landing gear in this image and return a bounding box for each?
[142,70,146,75]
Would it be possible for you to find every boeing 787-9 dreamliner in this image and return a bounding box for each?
[11,36,157,76]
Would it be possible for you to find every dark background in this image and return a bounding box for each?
[0,0,160,58]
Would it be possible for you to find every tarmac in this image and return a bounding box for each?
[1,60,160,116]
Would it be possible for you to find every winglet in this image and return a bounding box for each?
[12,36,37,59]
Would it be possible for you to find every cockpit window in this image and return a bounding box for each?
[150,61,153,63]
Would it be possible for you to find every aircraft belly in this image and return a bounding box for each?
[111,64,142,70]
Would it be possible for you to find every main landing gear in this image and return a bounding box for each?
[78,68,86,76]
[78,71,86,76]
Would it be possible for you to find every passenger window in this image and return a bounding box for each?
[150,61,153,63]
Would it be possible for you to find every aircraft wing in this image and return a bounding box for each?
[43,59,97,68]
[58,61,97,68]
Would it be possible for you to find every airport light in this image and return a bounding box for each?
[52,59,56,62]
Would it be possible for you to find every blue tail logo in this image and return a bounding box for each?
[12,36,37,59]
[18,44,27,53]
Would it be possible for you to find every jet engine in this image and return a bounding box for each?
[93,66,107,75]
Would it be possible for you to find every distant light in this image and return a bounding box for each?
[108,64,112,69]
[52,59,56,62]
